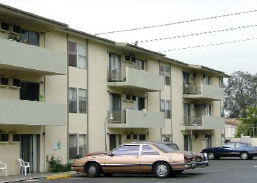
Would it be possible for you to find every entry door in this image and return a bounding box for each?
[109,134,121,151]
[183,103,191,125]
[21,134,40,172]
[184,135,192,151]
[138,97,145,110]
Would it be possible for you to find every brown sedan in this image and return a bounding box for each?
[72,142,186,178]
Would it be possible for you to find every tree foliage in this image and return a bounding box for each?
[235,106,257,137]
[224,71,257,118]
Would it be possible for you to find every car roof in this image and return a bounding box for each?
[127,141,176,145]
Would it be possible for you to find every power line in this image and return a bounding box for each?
[159,37,257,52]
[134,24,257,44]
[95,9,257,35]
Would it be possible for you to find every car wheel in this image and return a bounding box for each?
[154,162,171,178]
[208,152,215,160]
[86,163,101,178]
[240,152,249,160]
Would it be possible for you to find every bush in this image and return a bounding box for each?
[46,155,72,173]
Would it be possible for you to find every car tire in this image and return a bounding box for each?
[86,163,101,178]
[154,162,171,178]
[240,152,249,160]
[208,152,215,160]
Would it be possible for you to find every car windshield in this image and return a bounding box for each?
[166,144,180,151]
[153,143,176,153]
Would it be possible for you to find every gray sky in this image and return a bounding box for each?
[1,0,257,75]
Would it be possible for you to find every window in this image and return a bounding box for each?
[219,77,224,87]
[79,89,86,113]
[112,145,139,156]
[135,59,144,70]
[139,134,146,141]
[69,134,87,159]
[205,104,212,116]
[0,134,9,142]
[79,134,87,156]
[161,99,171,119]
[154,143,175,153]
[221,106,225,117]
[20,81,40,101]
[1,22,9,31]
[203,74,211,85]
[68,42,87,69]
[13,25,21,33]
[223,143,234,149]
[21,30,39,46]
[141,145,158,155]
[69,88,87,114]
[160,65,170,85]
[69,88,77,113]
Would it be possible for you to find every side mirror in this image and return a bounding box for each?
[108,152,114,156]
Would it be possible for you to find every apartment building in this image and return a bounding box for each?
[0,4,227,175]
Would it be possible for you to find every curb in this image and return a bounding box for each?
[46,174,72,180]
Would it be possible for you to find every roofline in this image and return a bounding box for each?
[0,3,68,27]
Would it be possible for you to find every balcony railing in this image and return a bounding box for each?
[183,116,202,126]
[107,109,165,128]
[108,68,125,82]
[183,83,200,94]
[107,110,126,123]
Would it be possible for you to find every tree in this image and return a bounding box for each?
[235,106,257,137]
[224,71,257,118]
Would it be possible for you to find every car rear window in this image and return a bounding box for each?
[153,143,175,153]
[166,144,180,151]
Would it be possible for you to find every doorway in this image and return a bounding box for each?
[21,134,40,172]
[109,134,121,151]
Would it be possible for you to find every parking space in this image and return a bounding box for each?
[21,158,257,183]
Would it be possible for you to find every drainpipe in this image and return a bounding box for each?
[86,39,89,153]
[67,34,70,162]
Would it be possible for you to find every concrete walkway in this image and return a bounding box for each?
[0,171,75,183]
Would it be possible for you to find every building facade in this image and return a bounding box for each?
[0,4,227,175]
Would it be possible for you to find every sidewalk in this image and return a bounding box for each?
[0,171,75,183]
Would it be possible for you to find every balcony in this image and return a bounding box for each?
[0,99,66,126]
[183,116,225,130]
[107,67,164,92]
[0,38,66,75]
[183,83,224,101]
[107,110,165,128]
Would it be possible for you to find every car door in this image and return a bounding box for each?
[217,143,236,157]
[140,145,160,173]
[103,145,140,173]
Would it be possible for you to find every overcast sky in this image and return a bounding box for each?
[1,0,257,75]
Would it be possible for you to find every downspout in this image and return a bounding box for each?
[159,60,162,141]
[86,39,89,153]
[170,63,173,142]
[66,33,70,162]
[43,32,46,172]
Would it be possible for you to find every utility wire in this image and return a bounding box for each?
[159,37,257,52]
[95,9,257,35]
[134,24,257,44]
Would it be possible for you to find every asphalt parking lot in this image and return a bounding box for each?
[23,158,257,183]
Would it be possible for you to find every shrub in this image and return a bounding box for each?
[46,155,72,173]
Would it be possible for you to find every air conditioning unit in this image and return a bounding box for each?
[10,78,21,88]
[11,134,21,142]
[0,77,8,86]
[0,133,9,142]
[125,94,136,101]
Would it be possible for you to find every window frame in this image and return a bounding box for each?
[160,65,171,86]
[141,145,159,156]
[69,87,87,114]
[111,145,140,156]
[69,87,77,113]
[78,88,87,113]
[69,134,87,160]
[68,41,87,69]
[160,99,171,119]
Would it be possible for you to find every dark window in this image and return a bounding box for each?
[0,78,8,85]
[138,97,145,110]
[13,134,21,142]
[20,29,39,46]
[13,79,21,87]
[0,134,9,142]
[126,94,131,100]
[133,134,137,140]
[132,95,136,101]
[20,81,40,101]
[166,144,179,151]
[126,134,131,140]
[139,134,146,141]
[125,55,130,61]
[112,145,139,156]
[13,25,21,33]
[154,143,175,153]
[160,65,170,85]
[68,42,77,67]
[141,145,159,155]
[1,22,9,31]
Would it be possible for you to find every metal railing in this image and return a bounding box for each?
[107,68,126,82]
[107,110,126,123]
[183,116,202,126]
[183,83,201,94]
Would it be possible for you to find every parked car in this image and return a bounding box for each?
[162,142,209,168]
[202,142,257,160]
[72,142,186,178]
